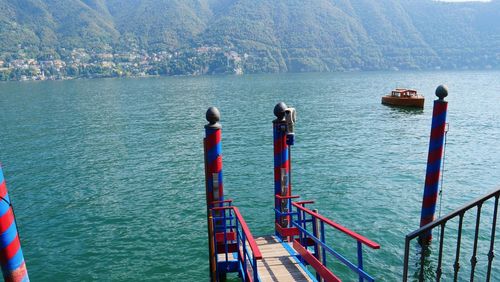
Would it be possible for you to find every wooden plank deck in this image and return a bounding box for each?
[255,236,313,282]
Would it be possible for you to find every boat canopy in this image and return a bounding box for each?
[391,88,418,97]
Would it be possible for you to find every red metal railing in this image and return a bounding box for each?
[274,194,301,238]
[292,202,380,250]
[211,205,262,281]
[291,201,380,282]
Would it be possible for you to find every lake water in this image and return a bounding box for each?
[0,71,499,281]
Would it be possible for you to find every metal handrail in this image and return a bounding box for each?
[212,206,263,260]
[211,205,262,281]
[275,194,301,200]
[292,221,373,281]
[289,201,380,282]
[212,199,233,205]
[403,187,500,282]
[292,202,380,249]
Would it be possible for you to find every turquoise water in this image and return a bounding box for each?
[0,71,499,281]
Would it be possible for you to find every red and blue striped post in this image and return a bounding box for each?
[273,102,291,236]
[419,85,449,243]
[203,107,224,281]
[204,107,224,210]
[0,166,29,282]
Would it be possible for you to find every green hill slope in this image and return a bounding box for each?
[1,0,499,75]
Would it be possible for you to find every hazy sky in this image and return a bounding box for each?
[438,0,491,2]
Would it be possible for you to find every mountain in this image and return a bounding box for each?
[1,0,499,75]
[0,0,117,53]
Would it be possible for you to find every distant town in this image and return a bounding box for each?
[0,47,246,81]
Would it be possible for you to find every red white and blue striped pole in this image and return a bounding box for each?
[273,103,291,236]
[203,107,224,281]
[0,166,29,282]
[419,85,449,243]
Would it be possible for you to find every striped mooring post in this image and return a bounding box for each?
[204,107,224,212]
[0,166,29,282]
[203,107,224,281]
[273,102,291,236]
[419,85,449,243]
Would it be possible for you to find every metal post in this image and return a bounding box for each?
[273,102,289,237]
[402,237,411,282]
[312,209,322,282]
[320,221,326,267]
[242,232,247,279]
[357,241,364,282]
[253,257,258,281]
[0,166,29,282]
[208,213,216,281]
[204,107,225,281]
[419,85,449,243]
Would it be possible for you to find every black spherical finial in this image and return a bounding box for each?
[205,106,221,129]
[274,102,287,121]
[435,85,448,100]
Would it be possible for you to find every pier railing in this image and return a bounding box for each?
[282,200,380,281]
[403,187,500,281]
[211,203,262,282]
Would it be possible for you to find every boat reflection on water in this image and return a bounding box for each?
[386,104,424,114]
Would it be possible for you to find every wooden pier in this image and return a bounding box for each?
[204,105,380,282]
[255,236,312,282]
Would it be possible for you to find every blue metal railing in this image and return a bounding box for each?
[292,201,379,282]
[274,195,380,281]
[211,202,262,282]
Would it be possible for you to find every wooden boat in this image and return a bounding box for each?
[381,88,424,108]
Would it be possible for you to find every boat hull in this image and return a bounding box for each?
[381,96,424,108]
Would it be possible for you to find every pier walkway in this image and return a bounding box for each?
[255,236,312,282]
[204,104,380,282]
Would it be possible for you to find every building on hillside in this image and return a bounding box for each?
[101,61,114,68]
[97,53,114,60]
[54,60,66,70]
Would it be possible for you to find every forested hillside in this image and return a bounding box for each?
[1,0,499,80]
